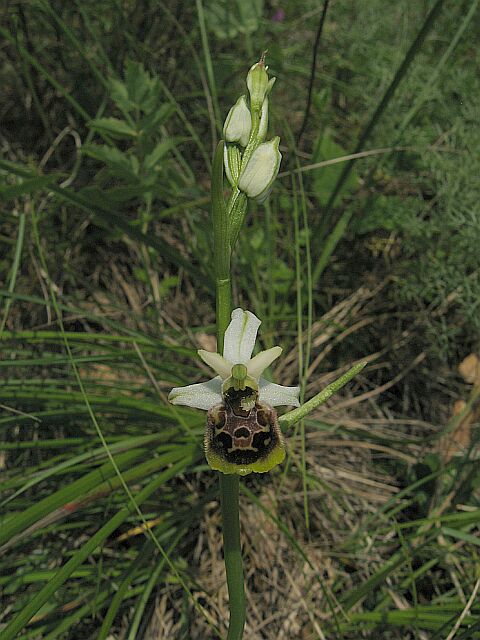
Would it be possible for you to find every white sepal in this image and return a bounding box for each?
[168,376,223,410]
[223,308,261,364]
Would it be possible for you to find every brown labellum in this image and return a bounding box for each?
[205,386,283,467]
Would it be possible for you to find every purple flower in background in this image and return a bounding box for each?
[272,8,285,23]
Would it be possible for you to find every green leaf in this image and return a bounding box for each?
[205,0,264,39]
[250,228,264,250]
[0,157,212,284]
[158,275,179,296]
[0,176,56,200]
[140,103,176,134]
[271,260,294,294]
[89,117,137,139]
[83,144,137,180]
[311,128,359,206]
[79,185,147,205]
[144,138,187,171]
[1,454,194,640]
[133,267,149,283]
[125,60,151,106]
[350,194,423,235]
[108,78,131,113]
[0,449,145,548]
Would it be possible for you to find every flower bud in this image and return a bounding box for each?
[247,62,267,111]
[223,95,251,147]
[247,59,276,112]
[238,137,281,202]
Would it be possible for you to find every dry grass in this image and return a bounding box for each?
[141,285,441,639]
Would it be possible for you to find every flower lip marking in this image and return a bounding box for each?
[205,385,283,469]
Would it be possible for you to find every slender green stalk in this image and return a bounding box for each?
[279,361,368,428]
[212,140,246,639]
[219,475,245,640]
[196,0,221,138]
[291,173,309,529]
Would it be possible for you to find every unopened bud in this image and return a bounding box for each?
[246,58,275,112]
[238,137,281,202]
[223,95,251,147]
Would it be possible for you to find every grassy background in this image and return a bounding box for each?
[1,0,480,638]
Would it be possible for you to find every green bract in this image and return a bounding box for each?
[224,144,242,187]
[258,97,269,143]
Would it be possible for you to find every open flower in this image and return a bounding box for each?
[169,308,299,411]
[169,308,299,475]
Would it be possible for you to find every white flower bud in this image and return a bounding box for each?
[223,95,251,147]
[238,137,281,202]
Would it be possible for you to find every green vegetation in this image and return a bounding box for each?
[1,1,479,638]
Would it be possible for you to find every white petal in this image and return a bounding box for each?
[168,376,222,410]
[247,346,282,379]
[259,378,300,407]
[198,350,231,379]
[223,308,261,364]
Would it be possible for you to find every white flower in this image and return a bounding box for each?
[168,308,299,410]
[237,137,281,202]
[223,95,252,147]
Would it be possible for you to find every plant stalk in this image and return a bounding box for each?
[212,140,246,639]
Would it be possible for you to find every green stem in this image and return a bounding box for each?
[212,141,246,639]
[219,475,245,640]
[279,361,368,429]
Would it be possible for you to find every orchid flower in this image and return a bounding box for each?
[168,308,300,475]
